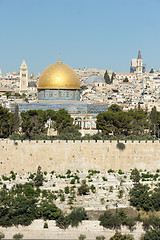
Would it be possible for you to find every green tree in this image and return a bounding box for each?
[110,232,134,240]
[38,200,62,220]
[13,105,20,133]
[55,214,71,229]
[12,233,23,240]
[0,232,5,239]
[110,72,116,84]
[141,230,160,240]
[142,214,160,231]
[104,70,111,84]
[44,109,56,121]
[68,207,87,227]
[34,166,44,187]
[79,234,86,240]
[129,183,152,211]
[123,77,129,82]
[128,109,148,135]
[0,106,14,138]
[78,180,89,195]
[130,168,140,182]
[150,106,158,136]
[99,210,123,230]
[149,68,154,73]
[21,110,47,138]
[58,125,81,140]
[108,104,122,112]
[54,109,73,135]
[0,183,38,227]
[96,236,105,240]
[5,91,12,99]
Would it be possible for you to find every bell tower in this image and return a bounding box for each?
[20,59,28,91]
[136,50,143,75]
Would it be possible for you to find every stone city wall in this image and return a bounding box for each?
[0,140,159,174]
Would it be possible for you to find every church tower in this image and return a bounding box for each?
[136,50,143,75]
[20,59,28,91]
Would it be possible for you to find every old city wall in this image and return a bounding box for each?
[0,140,160,174]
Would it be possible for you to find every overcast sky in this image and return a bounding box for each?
[0,0,160,74]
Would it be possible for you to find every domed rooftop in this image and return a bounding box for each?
[38,59,80,90]
[85,75,105,86]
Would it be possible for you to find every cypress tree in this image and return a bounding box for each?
[13,105,20,133]
[104,70,111,84]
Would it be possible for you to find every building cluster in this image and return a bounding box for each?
[0,51,160,113]
[0,59,39,108]
[79,51,160,112]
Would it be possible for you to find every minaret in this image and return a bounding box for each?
[20,59,28,91]
[136,50,143,75]
[0,69,2,79]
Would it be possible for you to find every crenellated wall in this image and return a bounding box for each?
[0,140,160,174]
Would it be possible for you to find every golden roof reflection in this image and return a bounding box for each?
[38,62,80,90]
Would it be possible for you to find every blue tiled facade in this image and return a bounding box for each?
[14,101,108,114]
[38,89,80,101]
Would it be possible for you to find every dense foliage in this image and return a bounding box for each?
[110,232,134,240]
[0,106,14,138]
[0,104,160,140]
[141,230,160,240]
[99,209,136,231]
[129,183,160,212]
[96,107,149,136]
[0,169,87,228]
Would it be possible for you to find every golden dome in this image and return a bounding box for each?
[38,61,80,90]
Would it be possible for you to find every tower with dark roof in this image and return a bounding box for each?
[136,50,143,74]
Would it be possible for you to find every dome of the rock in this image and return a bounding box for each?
[37,59,80,101]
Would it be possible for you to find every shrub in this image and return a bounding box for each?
[60,194,65,202]
[130,168,140,182]
[118,169,124,175]
[116,142,125,150]
[129,183,151,212]
[90,184,96,193]
[64,186,70,194]
[56,214,70,229]
[78,180,89,195]
[99,210,122,230]
[125,217,136,231]
[142,214,160,231]
[110,232,134,240]
[28,173,35,180]
[79,234,86,240]
[10,171,16,180]
[70,178,75,184]
[102,176,108,181]
[118,189,124,198]
[140,230,160,240]
[68,207,87,227]
[0,232,5,240]
[66,169,71,175]
[2,175,10,181]
[43,222,48,228]
[34,166,44,187]
[96,236,105,240]
[13,233,23,240]
[108,169,114,173]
